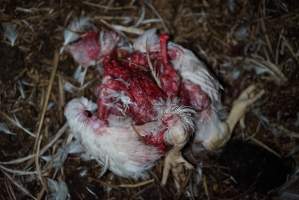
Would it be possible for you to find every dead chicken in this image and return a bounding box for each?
[63,17,265,188]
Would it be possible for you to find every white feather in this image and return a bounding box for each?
[47,179,70,200]
[133,29,160,52]
[169,43,222,105]
[134,6,145,27]
[52,140,84,169]
[99,77,133,113]
[153,99,196,145]
[7,114,35,137]
[63,81,77,93]
[2,23,17,46]
[102,89,134,113]
[145,40,161,88]
[0,122,15,135]
[97,155,109,177]
[63,17,94,46]
[17,80,26,99]
[160,99,196,132]
[98,31,120,57]
[63,29,79,46]
[73,65,88,85]
[64,97,161,179]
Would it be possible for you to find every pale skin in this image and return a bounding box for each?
[161,84,265,189]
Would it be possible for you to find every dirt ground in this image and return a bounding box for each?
[0,0,299,199]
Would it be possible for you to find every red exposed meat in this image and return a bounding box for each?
[97,34,183,125]
[95,34,211,152]
[143,128,168,152]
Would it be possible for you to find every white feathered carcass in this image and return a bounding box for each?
[63,18,264,188]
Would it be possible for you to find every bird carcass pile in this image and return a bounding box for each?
[63,17,264,188]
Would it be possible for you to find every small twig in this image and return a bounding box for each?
[34,51,59,152]
[272,124,299,139]
[281,35,299,64]
[144,1,168,33]
[134,6,145,27]
[140,18,161,25]
[245,57,287,84]
[100,19,144,35]
[0,112,35,138]
[15,7,34,13]
[104,0,114,12]
[146,40,161,88]
[90,177,154,188]
[37,188,47,200]
[259,16,273,55]
[202,175,210,200]
[32,51,59,195]
[35,135,47,196]
[0,165,37,176]
[58,74,65,123]
[248,137,281,158]
[0,123,68,165]
[112,24,144,35]
[119,179,154,188]
[5,179,17,200]
[82,1,135,10]
[1,171,37,200]
[93,15,135,22]
[275,29,284,65]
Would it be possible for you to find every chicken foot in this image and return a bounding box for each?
[161,128,193,189]
[205,84,265,150]
[161,145,193,189]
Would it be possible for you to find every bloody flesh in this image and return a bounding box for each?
[96,34,211,151]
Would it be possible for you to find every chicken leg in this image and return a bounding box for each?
[205,84,265,151]
[162,85,264,189]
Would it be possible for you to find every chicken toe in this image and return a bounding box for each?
[227,84,265,132]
